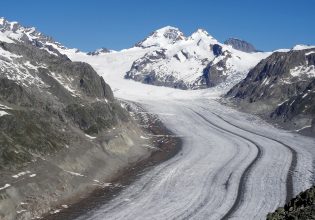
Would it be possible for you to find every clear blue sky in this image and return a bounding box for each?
[0,0,314,52]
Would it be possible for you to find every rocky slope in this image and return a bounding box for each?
[224,38,258,53]
[226,46,315,135]
[125,26,269,89]
[267,185,315,220]
[0,18,152,220]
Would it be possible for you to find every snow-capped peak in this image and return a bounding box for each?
[190,29,211,38]
[292,44,315,51]
[188,29,217,45]
[0,17,72,57]
[136,26,185,48]
[0,17,32,34]
[0,17,5,25]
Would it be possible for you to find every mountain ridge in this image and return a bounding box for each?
[224,38,259,53]
[0,17,154,219]
[226,47,315,135]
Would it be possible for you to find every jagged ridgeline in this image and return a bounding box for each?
[227,47,315,135]
[125,26,269,90]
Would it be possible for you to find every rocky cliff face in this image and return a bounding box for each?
[125,27,269,90]
[224,38,258,53]
[0,18,151,220]
[226,47,315,134]
[267,185,315,220]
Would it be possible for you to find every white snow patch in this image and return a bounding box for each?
[0,110,9,117]
[85,134,97,139]
[302,93,309,99]
[277,99,290,106]
[274,48,290,53]
[290,65,315,78]
[305,51,315,56]
[138,26,185,48]
[0,104,12,110]
[262,77,270,85]
[64,170,85,177]
[296,125,312,132]
[16,209,27,214]
[0,46,20,60]
[50,209,61,214]
[29,174,37,178]
[12,171,31,178]
[24,61,38,70]
[0,184,11,191]
[0,32,14,43]
[292,45,315,50]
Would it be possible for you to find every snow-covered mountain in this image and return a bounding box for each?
[0,17,69,55]
[135,26,186,48]
[227,45,315,134]
[126,26,270,89]
[1,18,270,91]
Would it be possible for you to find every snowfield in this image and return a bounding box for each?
[64,47,315,220]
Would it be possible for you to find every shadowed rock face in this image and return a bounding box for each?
[267,186,315,220]
[224,38,258,53]
[201,48,232,87]
[227,48,315,134]
[212,44,223,56]
[125,48,190,89]
[0,41,120,169]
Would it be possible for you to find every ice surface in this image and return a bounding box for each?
[61,37,315,220]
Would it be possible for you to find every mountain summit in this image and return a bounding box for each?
[126,26,269,89]
[0,17,71,56]
[135,26,185,48]
[224,38,258,53]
